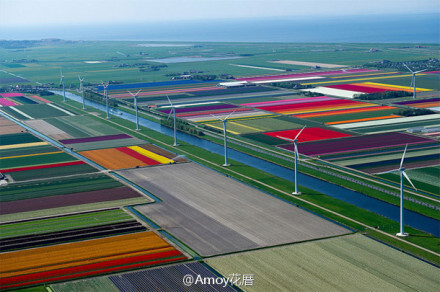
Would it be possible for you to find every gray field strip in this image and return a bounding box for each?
[118,163,350,257]
[67,137,147,151]
[24,119,72,140]
[206,234,439,292]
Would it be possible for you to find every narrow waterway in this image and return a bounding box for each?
[52,91,440,236]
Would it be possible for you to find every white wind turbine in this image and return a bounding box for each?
[166,95,178,146]
[210,111,236,167]
[128,90,142,130]
[276,126,306,195]
[101,81,110,119]
[60,69,66,102]
[403,64,427,99]
[78,75,85,109]
[380,145,417,236]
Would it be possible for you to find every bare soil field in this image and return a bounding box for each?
[119,163,350,256]
[0,117,25,134]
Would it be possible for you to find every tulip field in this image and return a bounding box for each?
[1,41,439,291]
[248,97,376,115]
[80,145,176,170]
[395,97,440,110]
[0,231,186,290]
[263,127,352,143]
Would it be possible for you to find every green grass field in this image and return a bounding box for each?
[1,104,76,120]
[43,115,124,138]
[0,132,41,146]
[0,209,133,239]
[0,144,57,158]
[8,163,98,182]
[379,165,440,195]
[0,197,150,222]
[0,173,122,202]
[69,137,147,151]
[1,42,438,86]
[1,152,77,169]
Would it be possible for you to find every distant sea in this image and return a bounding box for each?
[1,13,439,43]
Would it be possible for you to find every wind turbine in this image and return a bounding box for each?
[380,144,417,236]
[165,95,178,146]
[276,126,306,195]
[128,90,142,130]
[210,111,235,167]
[403,64,427,99]
[101,81,110,119]
[60,69,66,102]
[78,75,85,109]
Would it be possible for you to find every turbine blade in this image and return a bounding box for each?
[166,95,173,107]
[294,126,306,141]
[275,135,295,142]
[403,63,414,73]
[209,113,223,121]
[378,169,399,174]
[400,144,408,169]
[224,110,237,121]
[136,89,142,96]
[127,90,134,97]
[415,69,428,74]
[410,76,414,87]
[294,142,299,154]
[402,171,417,191]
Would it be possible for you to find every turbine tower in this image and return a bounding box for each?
[78,75,85,109]
[101,81,110,119]
[380,145,417,236]
[211,111,235,167]
[403,64,427,99]
[128,90,142,130]
[276,126,306,195]
[60,70,66,102]
[166,95,178,146]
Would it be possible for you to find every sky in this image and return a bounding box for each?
[1,0,439,28]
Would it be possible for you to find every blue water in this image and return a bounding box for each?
[148,56,244,63]
[95,79,204,91]
[53,91,440,236]
[3,14,439,43]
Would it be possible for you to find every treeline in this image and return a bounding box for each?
[192,75,217,81]
[269,82,313,89]
[363,58,440,71]
[357,91,409,100]
[139,64,168,72]
[398,108,435,117]
[160,118,205,137]
[85,91,119,107]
